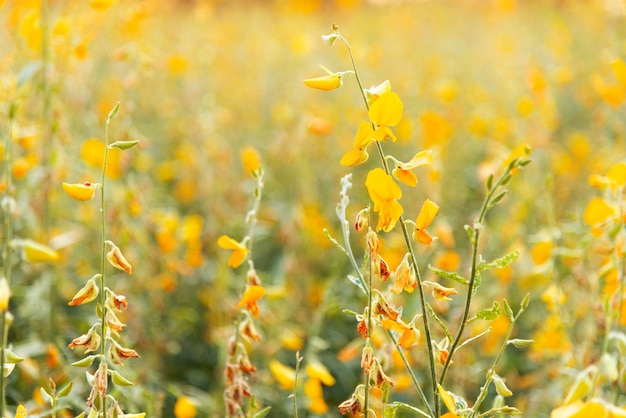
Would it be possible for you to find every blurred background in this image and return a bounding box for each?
[1,0,626,416]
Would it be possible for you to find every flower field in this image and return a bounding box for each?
[1,0,626,417]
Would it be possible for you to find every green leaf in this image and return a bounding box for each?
[384,402,431,418]
[40,387,54,405]
[470,301,501,322]
[347,274,367,295]
[508,339,534,348]
[110,370,134,386]
[108,140,140,150]
[57,381,73,398]
[429,265,469,285]
[479,250,520,271]
[489,190,508,206]
[425,303,452,343]
[252,407,272,418]
[486,173,494,191]
[108,102,121,120]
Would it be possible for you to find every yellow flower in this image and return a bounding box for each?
[174,396,197,418]
[365,168,403,232]
[438,384,459,417]
[340,121,375,166]
[303,65,352,91]
[11,239,60,263]
[368,91,403,142]
[589,161,626,190]
[306,362,336,386]
[217,235,249,268]
[238,285,265,317]
[583,197,616,228]
[391,253,416,294]
[304,378,328,414]
[413,199,439,245]
[90,0,116,10]
[240,145,262,175]
[364,80,392,105]
[15,405,27,418]
[269,360,296,390]
[62,182,100,201]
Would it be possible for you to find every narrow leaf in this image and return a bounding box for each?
[490,190,508,206]
[425,303,452,343]
[479,250,520,271]
[253,407,272,418]
[72,355,97,367]
[429,265,469,285]
[347,274,367,295]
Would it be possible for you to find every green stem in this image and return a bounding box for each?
[470,305,524,417]
[1,104,16,418]
[97,112,113,417]
[439,167,512,389]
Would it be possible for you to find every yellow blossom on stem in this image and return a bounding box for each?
[303,65,353,91]
[413,199,439,245]
[589,161,626,190]
[365,168,403,232]
[391,253,416,293]
[304,378,328,414]
[240,146,262,176]
[306,361,336,386]
[62,182,100,201]
[340,121,375,166]
[391,150,433,187]
[368,91,404,142]
[238,285,265,317]
[364,80,392,106]
[217,235,249,268]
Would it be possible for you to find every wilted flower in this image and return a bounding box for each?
[105,241,133,274]
[68,275,100,306]
[68,326,101,353]
[109,339,140,365]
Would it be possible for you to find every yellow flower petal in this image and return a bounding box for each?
[174,396,197,418]
[368,91,403,127]
[340,149,369,167]
[62,182,99,201]
[240,146,262,175]
[392,167,418,187]
[269,360,296,390]
[217,235,249,268]
[306,362,335,386]
[416,199,439,229]
[12,239,60,264]
[353,120,375,149]
[438,384,459,417]
[399,150,434,170]
[303,75,342,91]
[607,161,626,188]
[366,168,402,202]
[583,197,616,226]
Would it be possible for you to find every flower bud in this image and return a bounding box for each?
[354,208,369,232]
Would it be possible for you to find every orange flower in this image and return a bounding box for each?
[413,199,439,245]
[365,168,403,232]
[217,235,249,268]
[238,285,265,317]
[391,150,433,187]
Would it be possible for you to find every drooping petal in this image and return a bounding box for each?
[392,167,418,187]
[306,362,336,386]
[583,197,615,226]
[399,150,434,170]
[62,182,99,201]
[269,360,296,390]
[353,120,375,148]
[303,75,342,91]
[368,91,403,126]
[366,168,402,202]
[415,199,440,229]
[340,149,369,167]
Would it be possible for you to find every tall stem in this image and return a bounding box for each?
[337,30,439,416]
[0,104,16,418]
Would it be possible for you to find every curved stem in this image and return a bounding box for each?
[439,167,512,388]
